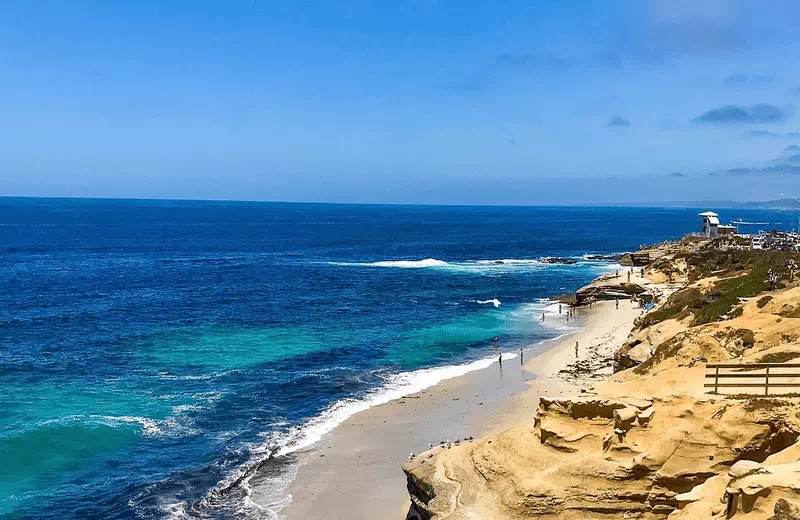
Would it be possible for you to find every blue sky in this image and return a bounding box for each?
[3,1,800,204]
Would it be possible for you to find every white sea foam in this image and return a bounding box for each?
[329,256,619,275]
[271,354,518,459]
[160,292,592,519]
[35,414,199,438]
[329,258,448,268]
[475,259,543,265]
[161,350,525,520]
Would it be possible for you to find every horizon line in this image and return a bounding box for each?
[0,194,794,210]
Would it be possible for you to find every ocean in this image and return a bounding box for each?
[1,198,796,519]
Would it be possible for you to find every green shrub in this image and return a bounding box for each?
[633,334,685,375]
[780,307,800,319]
[756,351,800,364]
[637,249,799,329]
[756,296,773,308]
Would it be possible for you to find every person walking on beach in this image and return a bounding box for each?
[616,298,619,310]
[559,304,562,314]
[520,348,523,365]
[493,336,499,351]
[575,341,579,359]
[627,270,631,282]
[615,270,619,279]
[498,353,502,368]
[541,312,545,322]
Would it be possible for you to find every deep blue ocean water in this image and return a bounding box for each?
[2,198,798,519]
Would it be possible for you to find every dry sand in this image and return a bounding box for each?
[280,298,642,520]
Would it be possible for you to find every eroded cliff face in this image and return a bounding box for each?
[403,239,800,520]
[404,394,800,519]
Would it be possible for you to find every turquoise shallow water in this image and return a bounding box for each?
[2,199,795,519]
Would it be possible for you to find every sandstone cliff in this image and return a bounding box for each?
[403,238,800,519]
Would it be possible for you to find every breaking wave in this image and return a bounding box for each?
[161,352,521,519]
[328,256,618,274]
[328,258,448,268]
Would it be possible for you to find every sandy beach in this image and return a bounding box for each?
[281,290,643,519]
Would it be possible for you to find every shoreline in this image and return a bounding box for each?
[278,284,643,519]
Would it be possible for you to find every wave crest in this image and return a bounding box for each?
[328,256,619,274]
[330,258,448,268]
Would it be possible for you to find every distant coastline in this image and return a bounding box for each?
[2,194,799,211]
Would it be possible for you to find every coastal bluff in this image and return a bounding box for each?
[403,238,800,519]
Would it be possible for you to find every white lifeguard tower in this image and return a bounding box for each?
[699,211,720,237]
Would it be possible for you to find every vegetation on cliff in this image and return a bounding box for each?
[638,244,797,330]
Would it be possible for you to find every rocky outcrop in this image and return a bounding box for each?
[586,254,623,262]
[575,281,646,305]
[538,257,578,265]
[614,339,653,371]
[403,395,800,519]
[620,251,650,266]
[670,441,800,518]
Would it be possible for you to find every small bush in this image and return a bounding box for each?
[743,398,790,413]
[637,306,683,328]
[757,351,800,364]
[633,334,686,375]
[779,307,800,319]
[756,296,773,309]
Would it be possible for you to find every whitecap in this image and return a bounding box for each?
[33,414,199,438]
[329,258,448,268]
[327,257,613,275]
[475,298,502,308]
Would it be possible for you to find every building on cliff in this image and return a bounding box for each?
[699,211,720,237]
[699,211,737,238]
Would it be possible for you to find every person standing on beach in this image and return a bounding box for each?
[575,341,579,359]
[616,298,619,310]
[519,348,523,365]
[541,312,545,322]
[627,270,631,282]
[498,353,502,368]
[493,336,499,351]
[559,304,562,314]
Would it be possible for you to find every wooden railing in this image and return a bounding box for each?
[705,363,800,395]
